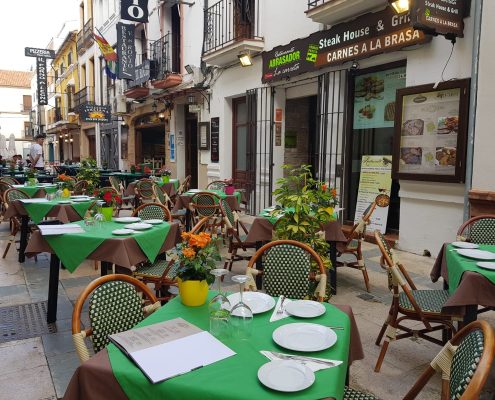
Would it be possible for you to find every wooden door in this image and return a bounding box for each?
[234,0,254,40]
[232,97,250,191]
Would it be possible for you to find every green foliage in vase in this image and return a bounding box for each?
[76,158,100,192]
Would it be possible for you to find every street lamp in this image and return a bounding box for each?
[238,52,253,67]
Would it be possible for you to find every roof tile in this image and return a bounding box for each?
[0,70,33,88]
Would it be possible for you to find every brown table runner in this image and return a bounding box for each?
[63,304,363,400]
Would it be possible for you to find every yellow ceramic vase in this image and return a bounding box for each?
[178,279,209,307]
[62,188,71,198]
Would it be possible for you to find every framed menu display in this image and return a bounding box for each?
[392,79,470,183]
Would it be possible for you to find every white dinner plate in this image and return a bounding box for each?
[145,219,163,225]
[57,200,72,204]
[72,198,91,202]
[258,360,314,392]
[112,229,134,236]
[114,217,141,224]
[273,323,337,352]
[451,242,479,249]
[456,249,495,260]
[225,292,275,314]
[125,222,153,231]
[70,195,89,199]
[285,300,326,318]
[477,262,495,271]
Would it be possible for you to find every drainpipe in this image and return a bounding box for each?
[463,0,483,221]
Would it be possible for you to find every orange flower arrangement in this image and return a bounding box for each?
[176,231,220,283]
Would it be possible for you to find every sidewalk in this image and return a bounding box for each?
[0,221,493,399]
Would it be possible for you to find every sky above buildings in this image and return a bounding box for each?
[0,0,80,71]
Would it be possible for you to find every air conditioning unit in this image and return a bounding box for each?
[112,95,127,114]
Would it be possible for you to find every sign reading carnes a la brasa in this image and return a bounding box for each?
[262,8,431,83]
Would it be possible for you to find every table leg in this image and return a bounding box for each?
[328,241,337,295]
[461,305,478,329]
[18,215,29,263]
[47,255,60,324]
[185,208,191,231]
[100,261,111,276]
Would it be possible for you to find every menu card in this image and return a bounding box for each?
[39,224,85,235]
[109,317,236,383]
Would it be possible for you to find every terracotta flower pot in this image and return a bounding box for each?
[178,279,209,307]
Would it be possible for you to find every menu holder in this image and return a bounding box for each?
[109,317,236,383]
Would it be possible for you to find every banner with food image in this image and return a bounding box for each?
[353,66,406,130]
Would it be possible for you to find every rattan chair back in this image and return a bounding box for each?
[0,177,19,185]
[132,203,172,222]
[4,187,30,205]
[456,215,495,245]
[206,180,227,191]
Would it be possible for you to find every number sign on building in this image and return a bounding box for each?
[121,0,149,23]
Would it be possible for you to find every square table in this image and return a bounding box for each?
[124,178,180,197]
[25,220,181,323]
[64,294,364,400]
[12,184,58,198]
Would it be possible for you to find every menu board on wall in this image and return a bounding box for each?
[210,117,219,163]
[354,155,392,234]
[353,66,406,129]
[393,79,469,183]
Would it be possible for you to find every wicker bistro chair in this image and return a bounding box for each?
[134,178,155,206]
[109,175,135,214]
[206,180,227,191]
[153,184,186,225]
[72,180,88,195]
[176,175,191,197]
[373,230,463,373]
[220,199,256,273]
[343,320,494,400]
[245,240,327,301]
[456,214,495,245]
[71,274,161,363]
[132,217,210,302]
[0,177,20,185]
[132,203,172,222]
[0,181,12,216]
[3,188,31,258]
[189,192,223,236]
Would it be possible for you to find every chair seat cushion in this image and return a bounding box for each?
[343,386,378,399]
[399,289,450,314]
[134,260,179,279]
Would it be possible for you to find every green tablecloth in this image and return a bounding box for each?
[168,178,179,191]
[185,189,242,205]
[13,184,57,198]
[22,198,92,224]
[44,220,172,272]
[446,244,495,293]
[108,294,350,400]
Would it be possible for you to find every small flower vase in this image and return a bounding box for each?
[101,206,113,222]
[162,175,170,183]
[178,279,209,307]
[224,185,235,195]
[62,188,71,198]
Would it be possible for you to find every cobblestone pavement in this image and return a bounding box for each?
[0,216,493,399]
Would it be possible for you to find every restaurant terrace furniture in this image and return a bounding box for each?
[245,239,327,301]
[206,180,227,190]
[72,179,88,195]
[0,176,20,185]
[25,220,180,323]
[374,231,462,373]
[3,188,31,259]
[64,293,361,400]
[220,199,256,273]
[126,178,180,198]
[109,175,135,214]
[72,274,161,363]
[0,180,12,215]
[189,192,224,237]
[134,178,155,206]
[133,217,210,302]
[456,214,495,245]
[176,174,191,196]
[132,203,172,222]
[12,184,58,198]
[152,184,186,225]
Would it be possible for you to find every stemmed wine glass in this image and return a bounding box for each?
[208,269,231,339]
[230,275,253,339]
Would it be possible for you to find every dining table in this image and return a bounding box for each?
[246,208,347,294]
[63,293,364,400]
[4,197,95,263]
[25,220,181,323]
[12,184,58,198]
[431,243,495,324]
[124,178,180,197]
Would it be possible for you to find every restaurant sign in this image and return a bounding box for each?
[116,22,136,80]
[262,8,431,83]
[80,104,111,123]
[410,0,466,38]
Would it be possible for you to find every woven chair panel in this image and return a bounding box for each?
[398,289,450,314]
[89,281,145,353]
[109,176,121,192]
[208,181,227,190]
[221,199,235,226]
[343,386,378,400]
[138,205,166,220]
[154,185,167,205]
[1,177,17,185]
[450,329,484,399]
[6,189,29,202]
[135,260,180,280]
[263,244,311,299]
[192,194,217,217]
[137,181,154,198]
[348,239,359,250]
[470,219,495,245]
[376,231,393,259]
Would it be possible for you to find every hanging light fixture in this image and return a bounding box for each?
[389,0,410,13]
[238,51,253,67]
[187,94,196,104]
[158,111,165,120]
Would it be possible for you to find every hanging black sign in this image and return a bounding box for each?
[25,47,55,59]
[121,0,148,23]
[410,0,466,39]
[117,22,136,80]
[210,117,220,163]
[80,104,111,123]
[262,8,431,84]
[129,60,151,87]
[36,57,48,106]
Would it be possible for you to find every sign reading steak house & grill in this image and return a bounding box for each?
[262,8,431,83]
[410,0,466,38]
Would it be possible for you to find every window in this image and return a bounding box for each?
[22,95,32,112]
[67,52,72,66]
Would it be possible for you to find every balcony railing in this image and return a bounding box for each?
[204,0,261,53]
[307,0,330,9]
[74,86,95,111]
[150,33,179,80]
[77,18,94,53]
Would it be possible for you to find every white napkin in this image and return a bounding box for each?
[260,351,342,372]
[269,296,292,322]
[19,198,49,203]
[39,224,85,235]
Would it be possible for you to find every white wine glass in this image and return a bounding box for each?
[230,275,253,340]
[208,269,231,339]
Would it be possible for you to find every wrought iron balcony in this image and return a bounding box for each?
[150,33,180,80]
[307,0,328,8]
[74,86,95,112]
[77,18,94,53]
[306,0,388,25]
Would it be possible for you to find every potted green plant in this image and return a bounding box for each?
[25,168,37,186]
[130,164,136,174]
[176,231,221,306]
[76,158,100,193]
[95,189,122,221]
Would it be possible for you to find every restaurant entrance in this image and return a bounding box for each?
[136,125,166,168]
[185,108,198,188]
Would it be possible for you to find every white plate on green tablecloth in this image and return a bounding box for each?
[225,292,275,314]
[145,219,163,225]
[477,262,495,271]
[285,300,326,318]
[451,242,479,249]
[72,197,91,202]
[114,217,141,223]
[58,200,72,204]
[112,229,134,235]
[258,360,314,392]
[125,222,153,230]
[272,323,337,352]
[457,249,495,260]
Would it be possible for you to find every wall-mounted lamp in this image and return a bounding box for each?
[158,111,166,120]
[238,52,253,67]
[184,64,195,74]
[389,0,409,13]
[187,94,196,104]
[69,138,74,143]
[350,60,360,70]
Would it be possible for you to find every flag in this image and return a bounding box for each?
[94,29,118,79]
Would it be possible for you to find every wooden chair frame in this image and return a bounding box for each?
[456,214,495,243]
[176,175,191,196]
[132,202,172,222]
[71,274,159,363]
[72,179,88,195]
[374,230,459,372]
[247,239,327,302]
[153,184,186,226]
[206,180,227,190]
[190,192,223,235]
[3,188,31,258]
[134,178,155,206]
[109,175,135,213]
[0,177,20,185]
